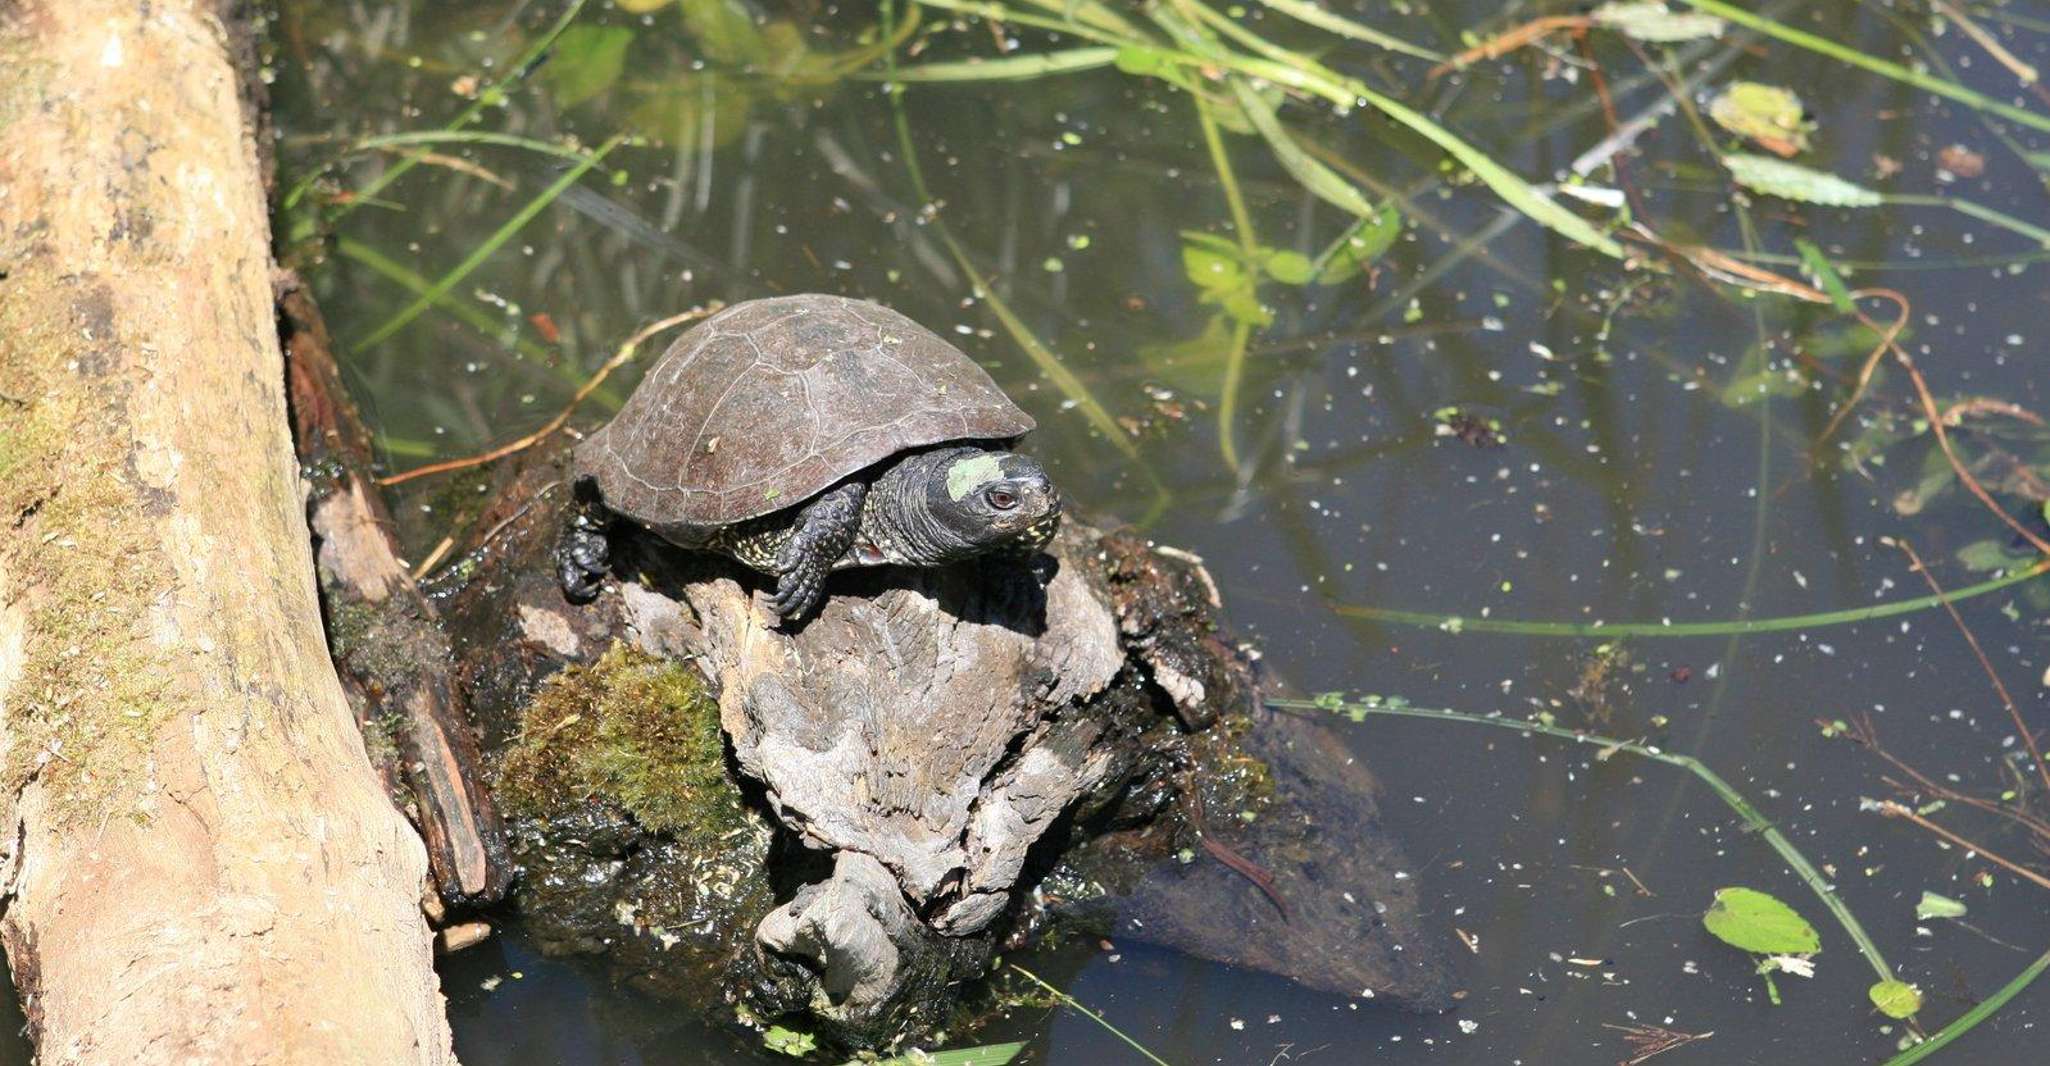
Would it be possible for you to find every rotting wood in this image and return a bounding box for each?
[0,2,455,1061]
[281,277,512,908]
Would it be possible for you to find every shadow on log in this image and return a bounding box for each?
[284,309,1457,1048]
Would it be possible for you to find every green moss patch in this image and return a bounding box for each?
[498,642,743,838]
[0,275,180,818]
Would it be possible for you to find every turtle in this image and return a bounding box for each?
[558,294,1062,620]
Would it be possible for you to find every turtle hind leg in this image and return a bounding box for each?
[556,487,613,603]
[768,480,868,621]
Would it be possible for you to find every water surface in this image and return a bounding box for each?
[273,2,2050,1061]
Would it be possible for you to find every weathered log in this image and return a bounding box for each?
[280,278,512,908]
[411,440,1456,1047]
[0,2,454,1061]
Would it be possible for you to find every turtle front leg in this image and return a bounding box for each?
[556,488,613,603]
[768,480,867,620]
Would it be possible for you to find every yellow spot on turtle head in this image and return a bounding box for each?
[946,454,1005,501]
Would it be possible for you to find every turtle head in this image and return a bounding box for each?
[926,450,1062,557]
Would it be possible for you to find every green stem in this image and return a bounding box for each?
[352,134,625,351]
[334,236,610,400]
[1887,193,2050,248]
[1677,0,2050,135]
[1331,559,2050,637]
[1194,96,1257,473]
[1254,0,1443,62]
[1271,697,1894,982]
[1008,964,1171,1066]
[881,3,1138,460]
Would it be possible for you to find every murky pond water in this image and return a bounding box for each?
[272,1,2050,1062]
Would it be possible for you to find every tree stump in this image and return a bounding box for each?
[422,443,1457,1047]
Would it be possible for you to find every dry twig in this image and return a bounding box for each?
[378,307,714,486]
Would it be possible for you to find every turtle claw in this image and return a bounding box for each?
[768,560,828,621]
[763,480,867,623]
[556,490,612,604]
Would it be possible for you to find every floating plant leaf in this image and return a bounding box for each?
[1724,154,1884,208]
[1592,2,1727,42]
[1915,892,1968,921]
[762,1024,817,1057]
[1709,82,1814,156]
[547,25,635,107]
[1703,886,1822,955]
[1869,979,1924,1019]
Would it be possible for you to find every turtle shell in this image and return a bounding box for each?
[575,294,1035,528]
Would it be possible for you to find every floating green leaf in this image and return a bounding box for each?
[681,0,773,67]
[1724,154,1884,208]
[1591,2,1727,41]
[1708,82,1813,154]
[1869,979,1924,1019]
[1180,231,1269,325]
[546,25,634,107]
[1703,886,1823,955]
[762,1024,816,1057]
[1314,206,1402,284]
[1915,892,1969,921]
[1261,248,1315,285]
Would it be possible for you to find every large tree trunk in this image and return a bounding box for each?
[0,2,455,1062]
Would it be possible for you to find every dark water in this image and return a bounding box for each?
[272,1,2050,1062]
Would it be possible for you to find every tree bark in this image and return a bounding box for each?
[0,2,455,1062]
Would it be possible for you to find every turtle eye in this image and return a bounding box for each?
[985,488,1018,510]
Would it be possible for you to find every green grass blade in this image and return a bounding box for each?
[879,46,1120,80]
[1228,80,1377,218]
[911,0,1134,47]
[1009,964,1171,1065]
[326,0,593,213]
[1879,945,2050,1065]
[1887,193,2050,248]
[332,236,613,400]
[353,135,625,351]
[1794,238,1855,313]
[1333,558,2050,637]
[1255,0,1444,61]
[1272,697,1895,982]
[1161,0,1625,258]
[1679,0,2050,135]
[882,4,1137,459]
[1194,95,1258,473]
[1346,79,1623,257]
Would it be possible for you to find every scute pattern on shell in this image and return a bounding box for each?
[576,295,1035,527]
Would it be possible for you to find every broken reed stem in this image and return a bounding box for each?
[1890,538,2050,797]
[1928,0,2041,89]
[1892,344,2050,558]
[1839,712,2050,840]
[377,308,713,487]
[1873,801,2050,892]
